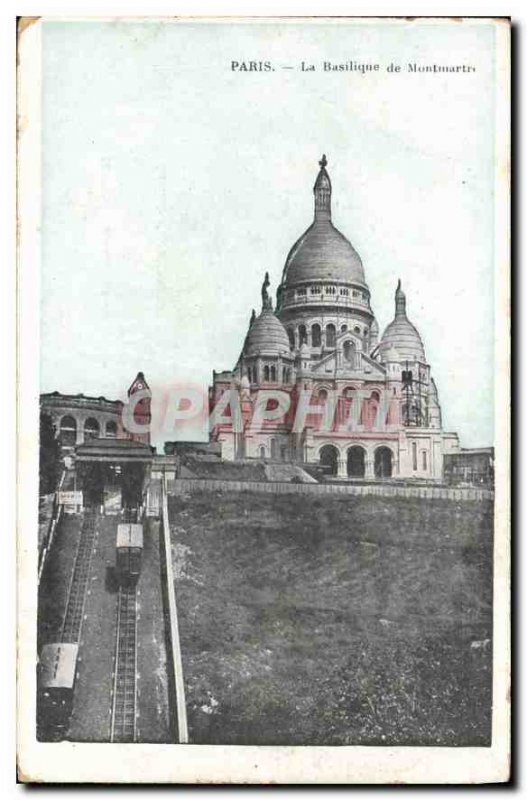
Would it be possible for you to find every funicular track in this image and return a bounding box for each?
[110,586,138,742]
[60,507,98,643]
[110,506,139,743]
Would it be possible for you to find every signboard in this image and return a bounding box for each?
[57,491,83,506]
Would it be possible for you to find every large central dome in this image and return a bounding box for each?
[281,155,366,288]
[283,220,365,285]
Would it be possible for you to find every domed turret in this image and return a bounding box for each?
[244,310,292,357]
[279,154,366,288]
[243,272,291,358]
[379,281,426,363]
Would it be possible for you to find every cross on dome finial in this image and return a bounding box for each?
[319,154,328,169]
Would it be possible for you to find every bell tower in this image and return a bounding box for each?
[126,371,151,445]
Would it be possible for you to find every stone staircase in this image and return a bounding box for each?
[263,463,318,483]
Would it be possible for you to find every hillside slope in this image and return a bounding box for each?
[168,490,493,745]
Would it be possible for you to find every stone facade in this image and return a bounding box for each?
[210,157,461,481]
[40,371,152,457]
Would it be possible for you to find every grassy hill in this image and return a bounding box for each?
[168,490,493,746]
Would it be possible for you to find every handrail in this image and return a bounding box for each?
[38,469,67,584]
[161,475,189,743]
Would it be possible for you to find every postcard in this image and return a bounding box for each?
[17,16,510,784]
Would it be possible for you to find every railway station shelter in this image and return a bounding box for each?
[74,438,154,510]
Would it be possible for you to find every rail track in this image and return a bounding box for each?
[123,506,139,524]
[60,507,98,643]
[110,586,138,742]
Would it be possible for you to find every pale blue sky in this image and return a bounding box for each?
[40,20,496,447]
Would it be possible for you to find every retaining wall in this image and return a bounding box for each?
[168,478,493,503]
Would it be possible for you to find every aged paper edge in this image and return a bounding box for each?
[16,16,511,785]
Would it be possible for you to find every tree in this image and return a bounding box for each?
[39,412,61,495]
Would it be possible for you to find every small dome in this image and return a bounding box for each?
[381,342,401,362]
[379,281,426,363]
[244,308,291,357]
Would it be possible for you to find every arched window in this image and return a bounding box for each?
[84,417,100,441]
[318,388,328,402]
[264,365,270,382]
[106,420,117,438]
[354,326,361,335]
[326,324,336,348]
[287,328,295,349]
[271,439,279,460]
[311,323,321,347]
[341,324,348,333]
[259,445,266,459]
[59,415,77,447]
[298,325,307,346]
[343,340,356,366]
[319,444,339,476]
[412,442,418,471]
[270,365,276,382]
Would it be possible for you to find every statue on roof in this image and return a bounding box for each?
[261,271,272,310]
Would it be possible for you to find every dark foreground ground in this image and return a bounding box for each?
[168,490,493,746]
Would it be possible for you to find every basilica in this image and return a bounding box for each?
[210,156,460,480]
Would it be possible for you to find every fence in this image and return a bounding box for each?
[169,478,493,503]
[160,475,189,743]
[38,470,67,584]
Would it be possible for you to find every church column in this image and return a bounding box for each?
[365,455,374,479]
[337,454,347,478]
[76,416,84,445]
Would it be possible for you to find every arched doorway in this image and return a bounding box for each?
[374,446,393,478]
[319,444,339,476]
[347,446,365,478]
